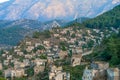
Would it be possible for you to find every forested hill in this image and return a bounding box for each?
[83,5,120,29]
[84,31,120,67]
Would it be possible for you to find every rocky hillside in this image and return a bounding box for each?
[0,0,119,21]
[0,19,65,48]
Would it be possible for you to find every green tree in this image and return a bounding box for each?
[0,50,4,56]
[63,65,85,80]
[85,32,120,66]
[61,46,67,51]
[39,54,47,59]
[0,77,6,80]
[26,68,34,77]
[83,5,120,29]
[32,31,40,38]
[0,71,2,76]
[37,45,45,50]
[68,50,72,57]
[71,33,76,38]
[87,40,94,48]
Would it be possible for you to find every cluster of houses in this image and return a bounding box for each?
[3,58,47,78]
[49,65,70,80]
[0,26,119,80]
[0,40,83,80]
[82,61,120,80]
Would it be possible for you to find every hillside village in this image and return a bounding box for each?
[0,25,120,80]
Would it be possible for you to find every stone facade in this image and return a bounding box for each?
[107,68,119,80]
[71,54,82,67]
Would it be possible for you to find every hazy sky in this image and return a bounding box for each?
[0,0,9,3]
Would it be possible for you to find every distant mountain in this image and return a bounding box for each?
[83,4,120,29]
[0,0,119,21]
[0,20,13,28]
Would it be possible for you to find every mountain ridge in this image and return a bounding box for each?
[83,4,120,29]
[0,0,120,21]
[0,3,119,48]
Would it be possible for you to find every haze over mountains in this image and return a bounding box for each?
[0,0,120,21]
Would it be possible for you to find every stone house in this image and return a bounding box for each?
[53,34,60,37]
[4,69,11,78]
[0,63,2,70]
[26,46,34,52]
[26,41,32,46]
[13,69,26,77]
[60,30,67,34]
[47,57,54,64]
[53,47,58,52]
[49,66,70,80]
[14,61,26,69]
[68,38,76,44]
[34,59,47,66]
[43,40,50,46]
[34,66,45,74]
[93,29,100,33]
[91,61,109,70]
[36,50,45,54]
[14,49,21,53]
[75,47,83,54]
[47,53,55,57]
[25,54,33,59]
[82,67,107,80]
[107,68,119,80]
[58,51,68,59]
[71,54,82,67]
[14,46,17,49]
[50,65,62,73]
[52,45,59,52]
[4,69,26,78]
[7,55,12,60]
[35,43,41,47]
[4,51,9,54]
[60,37,67,41]
[2,53,6,57]
[4,60,9,66]
[23,59,30,67]
[76,33,82,37]
[17,51,24,56]
[69,45,76,49]
[33,59,47,74]
[53,72,70,80]
[87,30,91,34]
